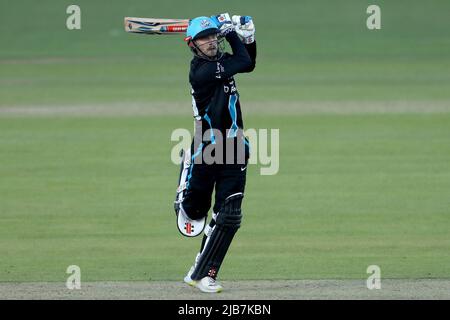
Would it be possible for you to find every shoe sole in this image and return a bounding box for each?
[184,277,197,286]
[195,283,223,293]
[195,285,222,293]
[184,277,222,293]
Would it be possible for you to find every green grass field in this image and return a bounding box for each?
[1,114,449,282]
[0,0,449,284]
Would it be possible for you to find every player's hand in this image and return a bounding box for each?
[211,13,231,27]
[211,13,234,36]
[232,15,255,44]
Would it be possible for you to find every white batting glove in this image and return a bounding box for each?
[214,13,232,26]
[213,13,234,36]
[232,15,255,44]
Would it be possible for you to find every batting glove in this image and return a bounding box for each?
[232,15,255,44]
[211,13,234,36]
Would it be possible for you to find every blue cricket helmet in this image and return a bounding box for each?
[185,16,219,42]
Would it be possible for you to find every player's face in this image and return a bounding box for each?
[195,33,218,57]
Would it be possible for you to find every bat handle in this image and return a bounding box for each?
[240,16,252,25]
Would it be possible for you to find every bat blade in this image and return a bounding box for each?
[124,17,189,35]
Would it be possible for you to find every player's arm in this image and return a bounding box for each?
[233,15,257,72]
[242,41,256,72]
[226,30,255,73]
[192,31,252,85]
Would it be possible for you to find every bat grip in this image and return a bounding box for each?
[240,16,252,25]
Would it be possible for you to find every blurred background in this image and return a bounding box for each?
[0,0,449,282]
[2,0,450,106]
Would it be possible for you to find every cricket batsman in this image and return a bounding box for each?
[174,13,256,293]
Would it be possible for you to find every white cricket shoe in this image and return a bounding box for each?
[183,253,200,286]
[188,276,223,293]
[183,254,223,293]
[183,265,196,286]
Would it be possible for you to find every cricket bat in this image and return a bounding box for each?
[124,14,238,36]
[124,17,189,35]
